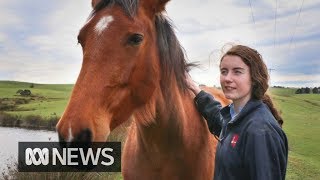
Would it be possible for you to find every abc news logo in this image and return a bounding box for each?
[19,142,121,172]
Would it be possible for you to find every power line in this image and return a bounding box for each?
[274,0,278,48]
[248,0,256,26]
[248,0,258,47]
[249,0,256,25]
[288,0,305,53]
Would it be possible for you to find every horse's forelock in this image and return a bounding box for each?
[92,0,138,18]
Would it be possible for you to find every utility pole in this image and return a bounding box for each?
[268,68,275,74]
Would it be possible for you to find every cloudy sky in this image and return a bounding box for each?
[0,0,319,87]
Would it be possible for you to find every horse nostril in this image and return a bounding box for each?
[58,132,68,148]
[58,132,66,142]
[75,128,92,143]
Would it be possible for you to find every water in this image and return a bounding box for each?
[0,127,58,174]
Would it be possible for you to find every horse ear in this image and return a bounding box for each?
[91,0,102,8]
[141,0,170,16]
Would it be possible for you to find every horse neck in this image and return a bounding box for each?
[133,80,206,150]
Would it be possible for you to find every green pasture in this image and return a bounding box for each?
[0,81,319,179]
[0,81,73,119]
[269,88,320,179]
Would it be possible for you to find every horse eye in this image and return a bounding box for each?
[127,33,144,46]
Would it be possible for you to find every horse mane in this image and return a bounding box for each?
[92,0,195,94]
[155,15,196,94]
[92,0,138,17]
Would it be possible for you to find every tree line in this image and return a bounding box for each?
[295,87,320,94]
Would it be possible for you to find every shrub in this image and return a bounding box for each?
[24,115,42,129]
[20,90,31,96]
[46,116,59,130]
[0,113,18,127]
[14,98,29,105]
[16,89,23,94]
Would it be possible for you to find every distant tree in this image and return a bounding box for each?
[20,89,31,96]
[16,89,23,94]
[312,87,320,94]
[305,87,311,94]
[295,88,302,94]
[30,83,34,88]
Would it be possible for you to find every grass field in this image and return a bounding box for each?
[269,88,320,179]
[1,81,319,179]
[0,81,73,119]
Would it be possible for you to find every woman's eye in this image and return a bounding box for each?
[234,71,242,74]
[127,33,144,46]
[220,70,227,75]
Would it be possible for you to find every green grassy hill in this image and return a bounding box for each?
[0,81,73,118]
[0,81,319,179]
[269,88,320,179]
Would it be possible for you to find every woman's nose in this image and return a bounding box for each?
[223,73,233,82]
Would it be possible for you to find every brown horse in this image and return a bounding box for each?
[56,0,229,179]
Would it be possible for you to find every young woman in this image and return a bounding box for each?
[187,45,288,180]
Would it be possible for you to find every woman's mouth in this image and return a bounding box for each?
[224,86,235,91]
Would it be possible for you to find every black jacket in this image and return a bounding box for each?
[194,91,288,180]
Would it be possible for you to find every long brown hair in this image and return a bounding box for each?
[221,45,283,127]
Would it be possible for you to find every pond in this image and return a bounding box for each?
[0,127,58,174]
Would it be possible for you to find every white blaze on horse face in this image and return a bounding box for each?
[67,125,74,142]
[95,15,114,35]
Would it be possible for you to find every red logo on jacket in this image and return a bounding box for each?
[231,134,239,148]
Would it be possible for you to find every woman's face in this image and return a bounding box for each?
[220,55,252,107]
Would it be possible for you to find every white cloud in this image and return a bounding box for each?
[25,0,92,61]
[0,32,7,42]
[274,74,320,82]
[166,0,320,87]
[0,0,92,84]
[0,0,319,87]
[272,74,320,88]
[0,1,21,27]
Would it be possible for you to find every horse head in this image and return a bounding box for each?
[57,0,171,143]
